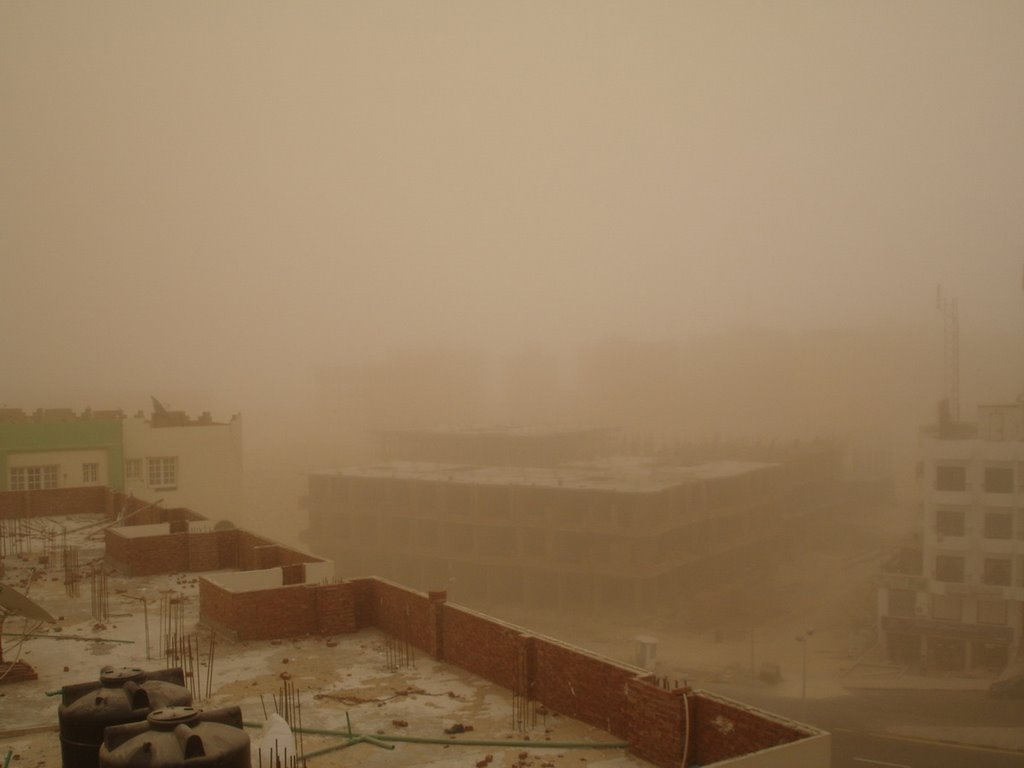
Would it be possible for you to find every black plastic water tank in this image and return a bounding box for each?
[58,666,192,768]
[99,705,250,768]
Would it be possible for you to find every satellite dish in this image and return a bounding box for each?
[0,584,57,624]
[0,584,56,664]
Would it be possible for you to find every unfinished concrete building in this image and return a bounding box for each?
[376,426,615,466]
[304,450,840,613]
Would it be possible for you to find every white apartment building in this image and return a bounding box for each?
[121,408,243,520]
[880,401,1024,672]
[1,404,243,522]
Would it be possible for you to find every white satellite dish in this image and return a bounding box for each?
[0,583,56,663]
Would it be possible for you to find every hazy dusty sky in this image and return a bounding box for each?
[2,1,1023,409]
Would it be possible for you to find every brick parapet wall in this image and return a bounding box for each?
[0,486,112,519]
[532,637,635,740]
[188,532,221,572]
[199,579,239,639]
[689,692,806,766]
[439,606,522,690]
[626,678,687,767]
[315,582,356,635]
[350,578,376,630]
[0,485,810,768]
[105,530,191,576]
[193,577,813,768]
[364,579,435,655]
[105,525,331,578]
[198,579,320,641]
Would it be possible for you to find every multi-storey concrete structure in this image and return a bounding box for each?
[306,451,838,613]
[880,401,1024,671]
[376,426,614,466]
[0,402,242,520]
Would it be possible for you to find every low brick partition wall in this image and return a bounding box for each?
[197,576,822,767]
[106,526,329,577]
[0,485,114,519]
[689,691,810,765]
[0,486,206,524]
[1,486,823,767]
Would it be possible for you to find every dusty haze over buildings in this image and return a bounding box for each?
[2,2,1023,457]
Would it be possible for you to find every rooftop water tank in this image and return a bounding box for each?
[58,666,192,768]
[99,706,249,768]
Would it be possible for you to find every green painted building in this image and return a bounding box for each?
[0,410,125,492]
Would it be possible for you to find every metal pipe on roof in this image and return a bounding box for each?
[241,722,628,750]
[300,735,395,760]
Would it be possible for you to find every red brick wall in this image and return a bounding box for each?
[315,582,356,635]
[199,579,238,634]
[0,486,112,519]
[106,529,231,575]
[188,532,221,572]
[199,581,320,640]
[626,678,687,767]
[689,692,805,766]
[350,578,376,630]
[440,606,521,690]
[194,575,812,768]
[105,530,191,576]
[363,580,436,655]
[216,529,240,569]
[532,637,635,739]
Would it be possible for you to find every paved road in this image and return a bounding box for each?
[830,728,1023,768]
[704,684,1024,768]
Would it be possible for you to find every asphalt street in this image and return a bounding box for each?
[704,684,1024,768]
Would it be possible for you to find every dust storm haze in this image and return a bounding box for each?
[3,3,1024,524]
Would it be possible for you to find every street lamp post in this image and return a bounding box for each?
[796,628,814,723]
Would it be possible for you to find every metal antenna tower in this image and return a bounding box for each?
[937,285,960,422]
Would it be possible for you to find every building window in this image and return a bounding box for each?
[82,463,98,483]
[935,466,966,492]
[125,459,142,481]
[888,589,916,617]
[977,599,1008,625]
[984,512,1012,540]
[931,594,962,621]
[982,558,1012,587]
[984,466,1014,494]
[146,457,178,488]
[935,555,965,583]
[9,465,59,491]
[935,509,965,537]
